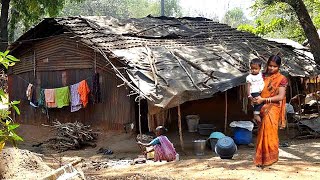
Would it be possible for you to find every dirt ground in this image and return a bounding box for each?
[3,124,320,180]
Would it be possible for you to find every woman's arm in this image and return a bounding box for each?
[137,141,153,147]
[254,87,286,104]
[137,137,160,147]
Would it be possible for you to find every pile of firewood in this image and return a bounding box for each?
[40,121,98,152]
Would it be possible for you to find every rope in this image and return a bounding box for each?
[13,73,92,89]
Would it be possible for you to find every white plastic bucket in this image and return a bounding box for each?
[186,115,200,132]
[175,153,180,161]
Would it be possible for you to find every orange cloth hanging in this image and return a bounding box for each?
[78,80,90,107]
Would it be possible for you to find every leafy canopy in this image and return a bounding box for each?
[238,0,320,43]
[9,0,84,41]
[59,0,182,18]
[222,7,249,28]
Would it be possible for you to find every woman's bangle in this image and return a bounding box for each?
[266,98,272,103]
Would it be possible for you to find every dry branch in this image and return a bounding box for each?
[41,121,98,152]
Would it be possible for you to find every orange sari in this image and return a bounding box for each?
[254,72,287,166]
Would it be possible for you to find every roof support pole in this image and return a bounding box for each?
[296,80,302,121]
[138,79,142,137]
[316,77,320,116]
[161,0,165,16]
[177,105,185,152]
[224,91,228,134]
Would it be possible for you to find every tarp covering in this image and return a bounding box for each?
[298,117,320,133]
[10,16,320,111]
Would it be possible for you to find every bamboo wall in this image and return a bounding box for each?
[8,34,135,130]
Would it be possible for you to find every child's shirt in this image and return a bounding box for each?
[246,72,264,94]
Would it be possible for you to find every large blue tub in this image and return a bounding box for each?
[233,127,252,145]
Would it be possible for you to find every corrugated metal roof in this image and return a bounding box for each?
[10,16,320,109]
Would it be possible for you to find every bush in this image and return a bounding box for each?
[0,50,22,151]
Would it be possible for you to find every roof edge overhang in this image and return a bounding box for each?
[8,18,67,52]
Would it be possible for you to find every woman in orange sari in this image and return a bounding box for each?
[253,55,288,167]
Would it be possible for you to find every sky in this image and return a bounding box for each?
[179,0,255,21]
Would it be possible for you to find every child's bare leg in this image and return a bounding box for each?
[253,114,261,123]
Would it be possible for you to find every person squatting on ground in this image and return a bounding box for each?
[252,55,288,168]
[137,126,177,162]
[246,58,265,124]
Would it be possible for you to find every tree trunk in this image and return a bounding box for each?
[284,0,320,65]
[0,0,10,51]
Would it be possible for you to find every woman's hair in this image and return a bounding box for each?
[155,126,168,135]
[250,58,262,68]
[267,55,282,67]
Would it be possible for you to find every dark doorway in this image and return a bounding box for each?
[135,99,149,133]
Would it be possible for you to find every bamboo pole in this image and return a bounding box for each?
[138,79,142,137]
[170,51,202,91]
[316,76,320,115]
[287,79,293,135]
[43,159,84,180]
[224,91,228,134]
[177,105,185,152]
[296,80,302,121]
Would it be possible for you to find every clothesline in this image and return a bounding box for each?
[14,73,92,89]
[24,73,101,113]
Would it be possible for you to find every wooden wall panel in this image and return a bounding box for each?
[8,34,136,130]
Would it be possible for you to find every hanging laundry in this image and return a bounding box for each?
[92,73,101,104]
[55,86,70,108]
[44,89,57,108]
[38,89,45,107]
[78,80,90,107]
[26,83,33,101]
[70,83,82,112]
[30,86,38,108]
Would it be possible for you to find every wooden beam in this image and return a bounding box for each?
[145,45,158,86]
[170,51,202,91]
[43,159,84,180]
[296,80,302,121]
[224,91,228,134]
[177,105,185,152]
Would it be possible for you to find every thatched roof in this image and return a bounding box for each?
[10,16,320,110]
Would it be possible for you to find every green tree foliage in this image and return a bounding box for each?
[0,0,85,48]
[59,0,182,18]
[0,50,22,151]
[239,0,320,43]
[239,0,320,65]
[238,18,286,37]
[222,7,250,28]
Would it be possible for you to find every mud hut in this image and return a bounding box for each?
[7,16,320,133]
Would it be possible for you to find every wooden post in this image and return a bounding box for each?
[287,79,293,135]
[177,105,185,152]
[296,81,302,121]
[138,79,142,137]
[316,76,320,115]
[224,91,228,134]
[289,79,293,100]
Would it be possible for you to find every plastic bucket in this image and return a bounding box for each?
[186,115,200,132]
[233,127,252,145]
[215,137,237,159]
[193,139,206,156]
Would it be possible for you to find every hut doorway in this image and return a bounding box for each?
[135,99,149,133]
